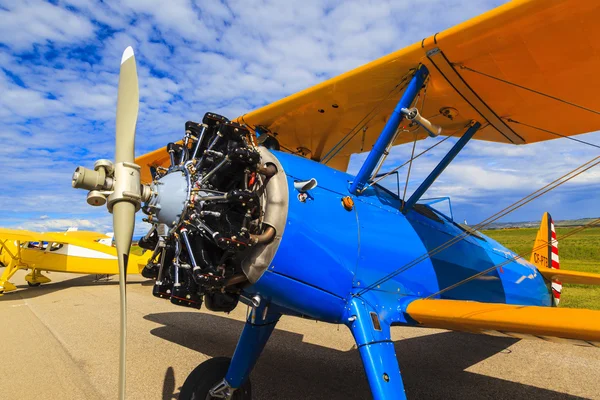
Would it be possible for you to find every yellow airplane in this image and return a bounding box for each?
[0,228,152,295]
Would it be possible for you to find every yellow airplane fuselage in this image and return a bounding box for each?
[0,231,151,294]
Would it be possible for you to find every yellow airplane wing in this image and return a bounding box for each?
[406,299,600,346]
[0,228,56,244]
[56,230,111,242]
[135,0,600,182]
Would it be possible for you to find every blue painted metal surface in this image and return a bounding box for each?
[250,146,552,319]
[404,206,551,306]
[352,185,440,298]
[249,270,348,323]
[345,297,406,400]
[225,302,281,388]
[223,140,554,398]
[350,66,429,194]
[404,122,481,211]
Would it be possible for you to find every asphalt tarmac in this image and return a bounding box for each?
[1,270,599,399]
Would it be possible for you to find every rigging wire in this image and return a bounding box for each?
[321,80,409,164]
[400,133,418,211]
[505,118,600,150]
[358,66,600,294]
[426,218,600,299]
[457,64,600,116]
[365,126,463,189]
[368,77,432,181]
[321,69,415,163]
[357,153,600,295]
[321,69,417,165]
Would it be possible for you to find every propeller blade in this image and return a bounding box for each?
[114,46,140,400]
[115,46,139,164]
[114,201,134,400]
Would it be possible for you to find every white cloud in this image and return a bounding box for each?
[0,0,96,49]
[1,0,598,235]
[16,218,107,232]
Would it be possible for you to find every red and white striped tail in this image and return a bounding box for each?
[549,217,562,306]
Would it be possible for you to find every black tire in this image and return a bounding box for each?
[179,357,251,400]
[27,282,41,287]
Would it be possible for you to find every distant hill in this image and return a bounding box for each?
[485,217,599,230]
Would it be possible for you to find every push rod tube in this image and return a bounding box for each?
[349,65,429,195]
[403,121,481,212]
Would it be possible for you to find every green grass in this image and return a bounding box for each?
[130,244,146,256]
[482,227,600,310]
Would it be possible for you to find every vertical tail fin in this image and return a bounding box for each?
[529,212,561,306]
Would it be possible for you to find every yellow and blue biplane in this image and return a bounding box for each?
[70,1,600,398]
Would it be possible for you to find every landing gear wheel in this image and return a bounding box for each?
[180,357,251,400]
[27,282,41,287]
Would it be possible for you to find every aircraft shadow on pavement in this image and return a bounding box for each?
[0,273,152,301]
[145,311,583,400]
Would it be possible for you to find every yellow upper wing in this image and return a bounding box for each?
[406,299,600,346]
[136,0,600,182]
[0,228,55,243]
[52,230,111,242]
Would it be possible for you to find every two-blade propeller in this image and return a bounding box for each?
[112,46,139,400]
[72,46,142,400]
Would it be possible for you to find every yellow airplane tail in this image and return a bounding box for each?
[530,212,600,306]
[530,212,561,306]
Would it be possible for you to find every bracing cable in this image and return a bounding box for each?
[400,133,418,211]
[357,154,600,295]
[355,63,600,295]
[321,69,417,165]
[505,118,600,150]
[426,218,600,299]
[365,125,464,190]
[457,64,600,116]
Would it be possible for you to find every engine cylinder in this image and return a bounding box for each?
[139,113,287,312]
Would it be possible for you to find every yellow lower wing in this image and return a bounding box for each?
[406,299,600,346]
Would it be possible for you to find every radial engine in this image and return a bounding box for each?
[138,113,287,312]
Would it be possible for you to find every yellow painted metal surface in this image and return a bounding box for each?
[537,267,600,286]
[136,0,600,183]
[25,269,52,285]
[530,212,551,269]
[406,299,600,344]
[0,228,55,243]
[0,228,151,293]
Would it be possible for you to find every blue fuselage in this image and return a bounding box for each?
[246,150,551,325]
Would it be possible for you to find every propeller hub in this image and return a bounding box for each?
[149,170,188,226]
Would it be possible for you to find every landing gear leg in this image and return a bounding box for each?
[0,260,21,294]
[25,269,51,287]
[346,297,406,400]
[179,301,281,399]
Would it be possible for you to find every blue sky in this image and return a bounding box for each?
[0,0,598,236]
